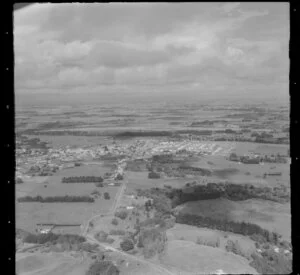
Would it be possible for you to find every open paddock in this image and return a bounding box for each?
[167,223,256,258]
[125,171,194,193]
[190,155,289,187]
[16,252,92,275]
[16,186,119,233]
[161,240,257,274]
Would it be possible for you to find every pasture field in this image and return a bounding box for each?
[126,171,193,192]
[161,240,257,274]
[190,154,289,187]
[167,223,256,258]
[16,164,114,198]
[16,187,119,234]
[176,198,291,241]
[25,134,112,148]
[232,142,289,157]
[16,252,92,275]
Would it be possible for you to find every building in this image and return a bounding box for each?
[36,224,54,234]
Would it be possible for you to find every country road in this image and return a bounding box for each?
[85,235,176,275]
[80,171,176,275]
[81,177,127,236]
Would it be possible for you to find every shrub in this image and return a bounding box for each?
[250,250,292,274]
[23,233,86,245]
[120,238,134,251]
[196,236,220,248]
[86,260,120,275]
[62,176,103,184]
[79,242,99,252]
[115,210,128,220]
[109,229,125,236]
[111,218,118,226]
[225,240,244,257]
[95,231,108,242]
[139,228,167,259]
[17,195,94,203]
[279,240,291,250]
[176,213,279,244]
[115,174,124,181]
[16,177,23,184]
[251,234,267,244]
[106,238,115,244]
[95,182,104,188]
[148,171,160,179]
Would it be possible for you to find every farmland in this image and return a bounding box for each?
[15,102,291,275]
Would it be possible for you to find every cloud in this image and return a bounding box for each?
[86,41,171,69]
[14,3,289,99]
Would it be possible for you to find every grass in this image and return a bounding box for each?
[16,185,119,233]
[161,240,257,274]
[16,252,93,275]
[167,223,256,258]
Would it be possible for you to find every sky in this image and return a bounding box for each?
[14,3,289,104]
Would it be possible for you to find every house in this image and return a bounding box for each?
[36,224,54,234]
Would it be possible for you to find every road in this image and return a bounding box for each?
[80,173,176,275]
[85,235,175,275]
[81,177,127,236]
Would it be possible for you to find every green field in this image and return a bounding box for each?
[167,223,256,258]
[161,240,257,274]
[16,164,119,233]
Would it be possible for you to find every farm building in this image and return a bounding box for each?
[36,224,55,234]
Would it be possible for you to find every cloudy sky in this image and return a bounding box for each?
[14,3,289,102]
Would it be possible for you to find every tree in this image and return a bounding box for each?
[148,171,160,179]
[95,231,108,242]
[120,238,134,251]
[115,210,128,220]
[16,177,23,184]
[86,260,120,275]
[111,218,118,226]
[104,192,110,200]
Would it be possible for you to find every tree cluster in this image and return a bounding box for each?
[16,177,23,184]
[109,229,125,236]
[250,249,292,274]
[18,195,94,203]
[196,236,220,248]
[161,182,289,207]
[175,213,281,244]
[23,232,85,245]
[62,176,103,183]
[225,239,245,257]
[86,260,120,275]
[104,192,110,200]
[148,171,160,179]
[139,227,167,259]
[115,210,128,220]
[120,238,134,251]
